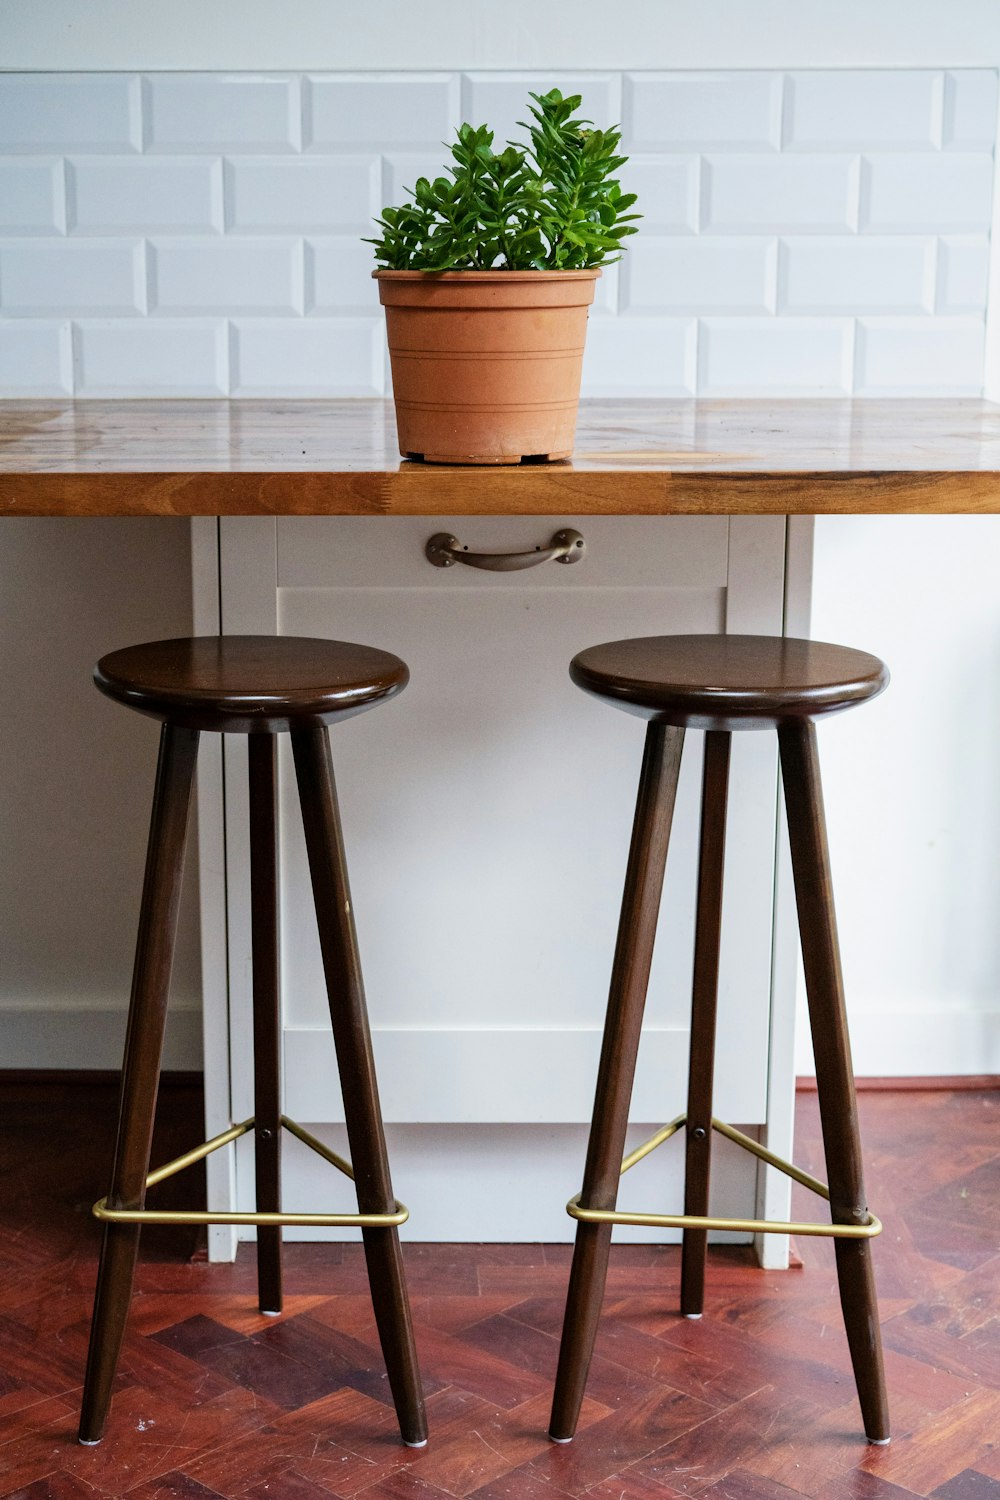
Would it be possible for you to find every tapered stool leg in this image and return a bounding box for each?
[680,731,731,1317]
[549,722,686,1442]
[778,721,890,1444]
[291,727,428,1448]
[249,733,283,1315]
[79,723,200,1444]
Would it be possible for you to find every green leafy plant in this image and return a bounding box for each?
[367,89,640,271]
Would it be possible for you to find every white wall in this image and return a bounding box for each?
[3,1,1000,71]
[2,3,999,1077]
[0,67,993,397]
[800,517,1000,1077]
[0,520,202,1067]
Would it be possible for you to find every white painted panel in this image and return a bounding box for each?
[728,514,793,1270]
[277,1120,761,1245]
[191,517,238,1262]
[283,1027,762,1125]
[217,515,786,1240]
[274,582,728,1040]
[272,518,772,1117]
[218,519,278,1163]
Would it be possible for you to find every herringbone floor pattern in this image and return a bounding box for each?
[0,1081,997,1499]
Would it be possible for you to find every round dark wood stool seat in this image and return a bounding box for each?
[570,633,888,730]
[94,634,408,733]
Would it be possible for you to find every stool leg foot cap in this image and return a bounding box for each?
[404,1438,428,1449]
[868,1436,891,1446]
[683,1312,703,1320]
[261,1309,282,1317]
[549,1434,574,1445]
[78,1438,102,1447]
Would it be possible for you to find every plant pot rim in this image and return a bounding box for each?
[372,267,602,282]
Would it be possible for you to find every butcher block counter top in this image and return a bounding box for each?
[3,397,1000,516]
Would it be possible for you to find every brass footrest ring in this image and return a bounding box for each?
[566,1114,881,1241]
[92,1115,408,1228]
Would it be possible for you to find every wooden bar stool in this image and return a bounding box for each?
[549,634,890,1446]
[79,635,427,1449]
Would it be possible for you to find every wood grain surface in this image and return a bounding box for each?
[3,398,1000,515]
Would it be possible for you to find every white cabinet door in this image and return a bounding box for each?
[211,514,789,1242]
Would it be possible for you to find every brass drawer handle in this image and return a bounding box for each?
[425,528,586,572]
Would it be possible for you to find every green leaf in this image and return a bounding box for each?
[366,86,642,270]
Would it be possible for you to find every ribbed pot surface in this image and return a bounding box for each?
[374,269,600,465]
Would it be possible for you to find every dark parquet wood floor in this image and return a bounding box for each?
[0,1080,997,1500]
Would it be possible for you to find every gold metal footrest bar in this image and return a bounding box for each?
[92,1115,408,1228]
[567,1113,881,1240]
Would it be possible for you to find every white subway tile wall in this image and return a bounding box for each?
[307,75,460,152]
[0,240,146,316]
[943,70,999,151]
[783,72,944,151]
[860,153,995,233]
[937,236,992,313]
[0,69,994,397]
[778,238,936,314]
[73,320,228,396]
[0,320,72,395]
[225,156,380,232]
[855,317,986,395]
[703,154,861,234]
[148,239,303,315]
[68,157,224,234]
[0,159,65,234]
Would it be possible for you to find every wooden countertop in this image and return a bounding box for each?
[3,398,1000,516]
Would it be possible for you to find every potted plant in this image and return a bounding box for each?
[368,89,640,465]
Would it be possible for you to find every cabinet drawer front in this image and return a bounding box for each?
[276,515,729,590]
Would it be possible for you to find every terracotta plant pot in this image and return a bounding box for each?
[374,268,601,465]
